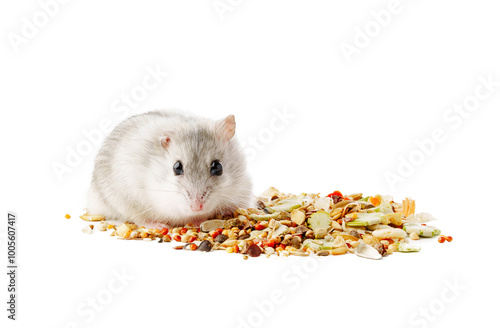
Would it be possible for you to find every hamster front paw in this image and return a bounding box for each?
[144,221,171,230]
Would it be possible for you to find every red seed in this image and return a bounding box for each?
[438,236,446,243]
[180,228,188,235]
[263,239,275,248]
[173,235,181,242]
[189,243,198,251]
[188,236,197,243]
[233,245,239,253]
[215,228,223,235]
[446,236,453,242]
[160,228,169,235]
[210,231,220,239]
[421,224,427,226]
[327,190,343,198]
[254,224,265,230]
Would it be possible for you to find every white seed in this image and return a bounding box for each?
[279,251,290,257]
[350,240,360,248]
[387,244,398,254]
[97,221,108,231]
[264,247,275,254]
[82,226,93,234]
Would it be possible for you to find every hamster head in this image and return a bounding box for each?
[145,114,252,224]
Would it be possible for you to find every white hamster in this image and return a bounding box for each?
[86,110,253,227]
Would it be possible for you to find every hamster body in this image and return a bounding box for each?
[87,110,253,227]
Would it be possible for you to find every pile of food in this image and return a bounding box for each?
[76,187,451,260]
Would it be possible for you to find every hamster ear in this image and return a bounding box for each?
[217,115,236,141]
[159,132,172,150]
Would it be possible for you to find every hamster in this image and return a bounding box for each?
[86,110,253,228]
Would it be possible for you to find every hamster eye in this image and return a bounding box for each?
[173,161,184,175]
[210,160,223,176]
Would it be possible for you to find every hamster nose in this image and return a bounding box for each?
[191,202,203,212]
[190,199,204,212]
[190,192,207,212]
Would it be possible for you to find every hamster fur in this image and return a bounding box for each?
[86,110,253,227]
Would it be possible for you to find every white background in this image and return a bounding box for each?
[1,1,499,327]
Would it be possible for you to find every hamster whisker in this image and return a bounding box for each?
[177,180,192,196]
[213,193,248,207]
[215,190,251,198]
[143,188,181,194]
[208,197,230,212]
[128,206,157,221]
